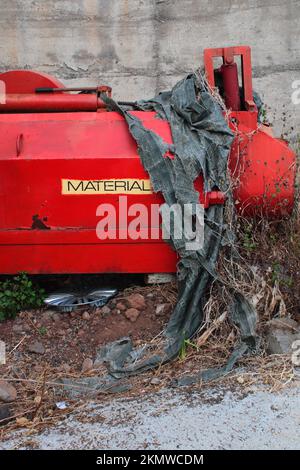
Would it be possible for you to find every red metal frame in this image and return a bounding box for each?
[204,46,256,111]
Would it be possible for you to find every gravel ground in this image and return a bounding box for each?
[2,382,300,450]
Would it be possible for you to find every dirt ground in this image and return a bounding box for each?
[0,215,299,445]
[0,283,174,372]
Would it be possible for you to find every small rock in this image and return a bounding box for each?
[82,311,90,320]
[271,404,280,411]
[81,358,93,372]
[34,395,42,405]
[268,318,299,331]
[112,309,121,315]
[27,341,45,355]
[127,293,146,311]
[155,304,167,316]
[16,417,29,427]
[0,404,11,421]
[125,308,140,322]
[77,329,85,337]
[116,302,127,312]
[56,401,68,410]
[57,329,65,337]
[23,323,32,333]
[0,380,17,403]
[60,363,71,373]
[266,318,300,354]
[150,377,161,385]
[52,313,61,322]
[12,324,25,335]
[101,306,111,315]
[146,293,154,298]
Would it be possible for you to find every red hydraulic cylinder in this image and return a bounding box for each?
[0,93,107,112]
[220,62,241,111]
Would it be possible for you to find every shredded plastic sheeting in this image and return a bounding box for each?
[85,73,257,386]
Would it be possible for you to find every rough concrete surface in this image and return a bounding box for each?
[1,384,300,450]
[0,0,299,142]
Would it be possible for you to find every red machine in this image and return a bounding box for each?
[0,46,296,274]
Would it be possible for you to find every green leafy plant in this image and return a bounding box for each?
[179,338,199,360]
[38,326,47,336]
[0,273,45,322]
[270,262,293,289]
[242,223,257,251]
[270,262,282,284]
[260,106,268,124]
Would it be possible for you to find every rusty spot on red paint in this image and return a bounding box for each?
[31,215,50,230]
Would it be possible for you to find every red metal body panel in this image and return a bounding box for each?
[0,111,191,273]
[0,47,296,274]
[228,116,295,216]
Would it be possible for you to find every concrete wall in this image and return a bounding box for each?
[0,0,299,142]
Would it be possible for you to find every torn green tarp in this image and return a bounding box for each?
[95,73,258,384]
